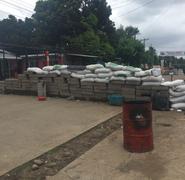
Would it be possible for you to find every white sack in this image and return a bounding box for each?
[85,74,97,78]
[95,68,111,74]
[27,67,47,74]
[110,76,125,81]
[42,66,54,72]
[113,71,131,77]
[171,103,185,110]
[94,78,109,83]
[105,62,123,71]
[161,80,184,87]
[81,78,95,82]
[170,95,185,103]
[71,73,85,79]
[174,85,185,92]
[97,72,112,78]
[126,77,141,82]
[86,64,104,71]
[49,70,61,75]
[169,89,185,97]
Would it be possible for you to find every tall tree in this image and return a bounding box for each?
[144,46,159,67]
[115,26,145,66]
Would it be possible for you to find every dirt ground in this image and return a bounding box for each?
[0,95,120,176]
[1,93,185,180]
[47,111,185,180]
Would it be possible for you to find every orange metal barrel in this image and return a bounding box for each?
[123,98,153,153]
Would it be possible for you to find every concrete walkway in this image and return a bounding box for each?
[0,95,121,175]
[47,111,185,180]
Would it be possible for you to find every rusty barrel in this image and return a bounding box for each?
[123,98,153,153]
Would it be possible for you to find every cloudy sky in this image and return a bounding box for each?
[0,0,185,52]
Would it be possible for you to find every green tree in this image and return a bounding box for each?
[144,46,159,67]
[0,15,34,46]
[115,26,145,66]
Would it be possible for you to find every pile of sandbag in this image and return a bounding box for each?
[27,63,164,86]
[135,68,164,86]
[162,80,185,110]
[43,65,70,75]
[27,65,71,76]
[27,67,48,75]
[78,63,145,83]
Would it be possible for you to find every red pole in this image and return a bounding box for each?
[45,50,49,66]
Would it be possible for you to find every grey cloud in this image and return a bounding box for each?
[109,0,185,51]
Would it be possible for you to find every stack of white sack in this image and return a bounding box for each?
[81,64,107,82]
[137,68,163,86]
[162,80,185,110]
[27,67,48,74]
[42,65,71,75]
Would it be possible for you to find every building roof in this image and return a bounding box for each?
[67,53,98,58]
[0,49,21,60]
[20,53,60,58]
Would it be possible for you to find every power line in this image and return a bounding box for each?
[112,0,132,8]
[0,0,34,14]
[142,0,173,32]
[0,1,33,17]
[117,0,154,17]
[11,0,34,9]
[112,0,138,10]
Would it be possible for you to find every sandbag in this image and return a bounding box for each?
[171,103,185,110]
[110,76,125,81]
[142,82,161,86]
[135,70,151,77]
[170,95,185,103]
[42,66,54,72]
[84,69,92,74]
[86,64,104,71]
[71,73,85,79]
[94,78,109,83]
[76,70,87,75]
[81,78,95,82]
[49,70,61,75]
[113,71,131,77]
[169,89,185,97]
[142,76,163,82]
[161,80,184,87]
[85,74,97,78]
[27,67,47,74]
[125,66,142,72]
[126,77,141,82]
[53,65,68,70]
[95,68,111,74]
[174,85,185,92]
[105,62,124,71]
[60,70,71,75]
[97,72,112,78]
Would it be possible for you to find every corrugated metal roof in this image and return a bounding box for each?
[0,49,21,60]
[20,53,58,58]
[67,53,98,58]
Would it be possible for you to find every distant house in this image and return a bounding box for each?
[0,49,22,79]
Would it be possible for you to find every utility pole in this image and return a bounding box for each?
[140,38,149,49]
